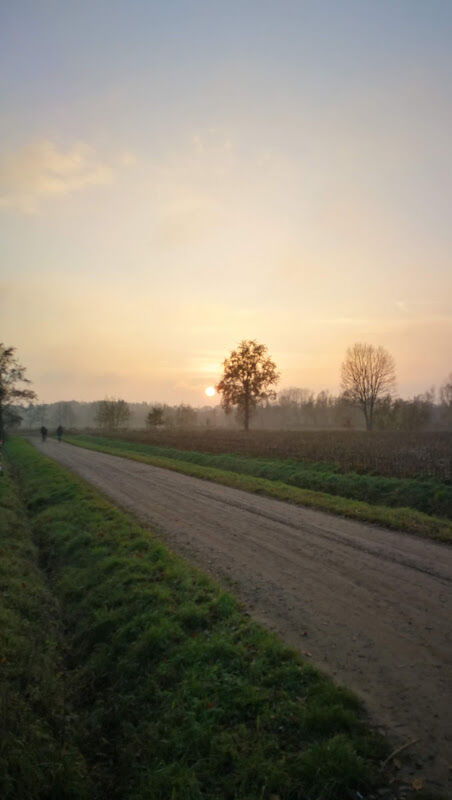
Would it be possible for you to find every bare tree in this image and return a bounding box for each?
[439,373,452,407]
[0,343,37,439]
[95,398,130,432]
[439,372,452,427]
[341,343,396,431]
[278,387,313,407]
[216,339,279,431]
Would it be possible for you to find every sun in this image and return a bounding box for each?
[205,386,216,397]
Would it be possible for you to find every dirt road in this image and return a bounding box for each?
[32,438,452,792]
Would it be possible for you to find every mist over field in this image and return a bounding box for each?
[15,387,452,434]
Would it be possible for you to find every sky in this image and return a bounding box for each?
[1,0,451,405]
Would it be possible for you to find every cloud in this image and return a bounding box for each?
[0,140,117,213]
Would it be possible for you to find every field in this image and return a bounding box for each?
[63,434,452,540]
[2,437,397,800]
[98,429,452,481]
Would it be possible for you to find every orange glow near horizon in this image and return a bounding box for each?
[1,4,451,404]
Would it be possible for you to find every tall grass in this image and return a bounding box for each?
[0,460,89,798]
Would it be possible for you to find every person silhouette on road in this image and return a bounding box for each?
[56,425,63,442]
[40,426,47,442]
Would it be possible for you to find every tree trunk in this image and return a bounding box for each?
[244,396,250,431]
[363,404,372,431]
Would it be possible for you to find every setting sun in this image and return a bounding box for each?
[205,386,215,397]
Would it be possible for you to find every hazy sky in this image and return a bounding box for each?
[1,0,451,404]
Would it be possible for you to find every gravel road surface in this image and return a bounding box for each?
[32,437,452,792]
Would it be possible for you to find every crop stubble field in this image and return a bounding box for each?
[100,429,452,481]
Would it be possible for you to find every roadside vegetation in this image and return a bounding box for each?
[75,428,451,481]
[64,434,451,517]
[0,459,89,798]
[4,436,393,800]
[63,434,452,542]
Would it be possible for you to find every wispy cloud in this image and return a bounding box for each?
[0,140,121,213]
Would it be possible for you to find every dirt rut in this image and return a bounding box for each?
[32,438,452,792]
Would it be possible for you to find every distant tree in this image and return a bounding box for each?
[373,394,397,431]
[216,339,279,431]
[334,392,357,430]
[54,401,76,428]
[373,393,432,432]
[3,407,24,430]
[0,343,37,439]
[95,398,130,431]
[28,403,50,428]
[174,404,197,428]
[439,373,452,407]
[341,343,396,431]
[439,373,452,427]
[278,387,313,407]
[277,387,311,428]
[146,404,165,428]
[397,394,433,431]
[313,390,334,427]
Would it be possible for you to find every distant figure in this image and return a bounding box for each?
[56,425,63,442]
[40,426,48,442]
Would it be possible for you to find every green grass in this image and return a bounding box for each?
[5,436,392,800]
[63,434,452,543]
[0,457,90,799]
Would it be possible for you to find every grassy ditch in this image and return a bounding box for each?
[0,457,90,798]
[63,434,452,542]
[5,436,392,800]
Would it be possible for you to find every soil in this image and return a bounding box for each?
[31,437,452,794]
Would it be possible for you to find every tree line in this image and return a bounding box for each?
[215,339,450,432]
[11,387,451,433]
[1,340,451,437]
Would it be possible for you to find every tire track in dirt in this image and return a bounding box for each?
[32,437,452,793]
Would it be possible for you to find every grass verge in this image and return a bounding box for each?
[0,456,90,798]
[6,436,391,800]
[70,434,451,517]
[63,434,452,543]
